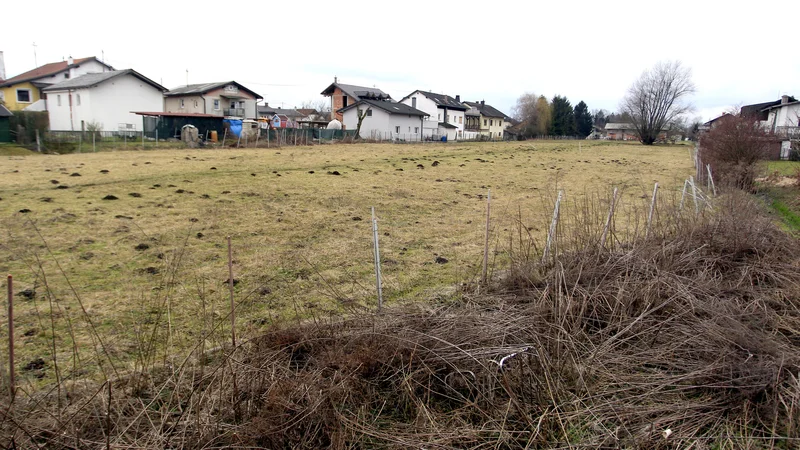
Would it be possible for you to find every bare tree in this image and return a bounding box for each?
[621,61,696,145]
[512,93,539,137]
[354,107,369,139]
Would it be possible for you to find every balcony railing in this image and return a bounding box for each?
[223,108,245,117]
[775,126,800,139]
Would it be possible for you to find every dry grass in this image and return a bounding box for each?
[1,186,797,448]
[0,140,690,388]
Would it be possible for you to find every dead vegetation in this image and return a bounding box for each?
[1,189,798,448]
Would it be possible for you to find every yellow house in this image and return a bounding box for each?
[464,101,508,139]
[0,56,113,111]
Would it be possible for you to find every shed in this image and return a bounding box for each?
[0,105,11,142]
[133,111,224,140]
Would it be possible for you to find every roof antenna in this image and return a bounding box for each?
[32,42,38,67]
[186,69,188,86]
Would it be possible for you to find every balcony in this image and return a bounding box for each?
[775,126,800,139]
[223,108,246,117]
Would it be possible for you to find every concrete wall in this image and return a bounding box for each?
[165,95,205,114]
[47,73,164,131]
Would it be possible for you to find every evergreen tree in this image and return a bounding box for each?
[573,101,593,137]
[549,95,575,136]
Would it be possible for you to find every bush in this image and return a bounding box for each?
[699,114,774,191]
[10,111,49,144]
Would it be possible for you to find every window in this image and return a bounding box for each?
[76,94,81,106]
[180,99,185,109]
[412,97,417,108]
[194,100,198,107]
[459,116,463,124]
[438,114,441,121]
[57,95,62,106]
[342,97,348,108]
[483,119,487,126]
[64,73,69,79]
[490,120,493,126]
[414,127,419,133]
[367,109,372,116]
[395,126,400,133]
[16,89,31,103]
[214,99,220,110]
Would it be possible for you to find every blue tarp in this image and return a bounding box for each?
[223,119,242,137]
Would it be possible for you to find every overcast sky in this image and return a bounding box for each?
[3,0,798,122]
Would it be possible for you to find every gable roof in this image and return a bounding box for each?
[0,104,12,118]
[296,108,318,116]
[402,90,467,110]
[165,81,262,99]
[42,69,167,92]
[257,105,305,117]
[605,122,637,130]
[339,99,428,117]
[464,101,507,119]
[321,82,391,100]
[0,57,112,88]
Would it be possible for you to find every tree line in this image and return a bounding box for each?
[512,61,704,143]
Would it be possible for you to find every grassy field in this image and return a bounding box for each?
[0,140,692,385]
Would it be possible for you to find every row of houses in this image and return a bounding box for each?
[321,79,510,140]
[0,53,512,142]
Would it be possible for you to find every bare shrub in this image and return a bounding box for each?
[700,114,774,190]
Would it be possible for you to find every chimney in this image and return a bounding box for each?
[334,76,338,83]
[455,94,460,103]
[781,95,789,104]
[0,51,5,80]
[68,55,74,66]
[481,100,485,106]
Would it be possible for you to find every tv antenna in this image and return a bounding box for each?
[32,42,38,67]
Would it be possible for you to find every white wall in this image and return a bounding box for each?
[399,91,467,138]
[342,106,425,140]
[769,104,800,129]
[47,73,164,131]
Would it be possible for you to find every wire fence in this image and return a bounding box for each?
[33,128,585,153]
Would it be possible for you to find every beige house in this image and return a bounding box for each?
[464,101,507,139]
[164,81,262,119]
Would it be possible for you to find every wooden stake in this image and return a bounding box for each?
[600,187,618,248]
[106,381,112,450]
[93,132,96,153]
[222,128,227,148]
[689,176,699,215]
[255,129,260,148]
[679,179,689,211]
[7,275,14,398]
[645,182,659,239]
[542,191,563,264]
[227,237,236,347]
[481,189,491,285]
[35,130,41,152]
[706,164,717,196]
[371,207,383,313]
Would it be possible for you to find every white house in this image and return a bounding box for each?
[398,90,467,140]
[43,69,166,132]
[340,99,429,140]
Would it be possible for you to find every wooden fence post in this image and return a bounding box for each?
[542,190,563,264]
[689,176,699,215]
[645,182,659,238]
[706,164,717,196]
[227,237,236,347]
[7,275,14,398]
[481,189,491,285]
[371,207,384,313]
[600,187,618,248]
[35,130,41,152]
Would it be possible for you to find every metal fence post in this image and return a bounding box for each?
[7,275,14,398]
